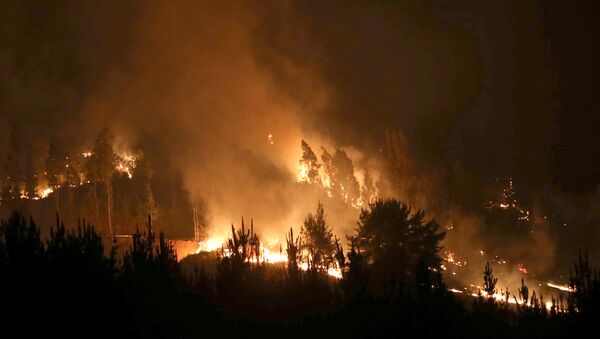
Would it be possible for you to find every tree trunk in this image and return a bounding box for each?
[106,180,112,237]
[55,186,60,215]
[93,182,100,224]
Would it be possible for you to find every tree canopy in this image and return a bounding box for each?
[301,202,335,272]
[350,199,446,291]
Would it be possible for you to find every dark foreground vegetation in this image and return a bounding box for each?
[0,200,598,338]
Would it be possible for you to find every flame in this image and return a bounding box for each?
[114,153,137,179]
[546,282,573,292]
[37,186,54,199]
[321,175,333,197]
[261,244,287,263]
[193,236,342,278]
[298,163,310,183]
[195,238,225,253]
[444,251,466,267]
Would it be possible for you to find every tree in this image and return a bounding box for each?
[568,250,600,316]
[116,154,156,231]
[331,148,361,206]
[319,147,362,206]
[518,277,529,305]
[350,199,446,292]
[483,262,498,299]
[227,217,259,264]
[361,169,376,207]
[286,227,301,281]
[3,126,37,201]
[45,135,68,212]
[299,140,321,184]
[86,128,115,235]
[3,128,23,201]
[301,202,335,272]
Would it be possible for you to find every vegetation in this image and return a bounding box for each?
[350,199,446,294]
[0,200,597,338]
[300,202,335,272]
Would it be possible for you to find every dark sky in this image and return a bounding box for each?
[2,0,600,197]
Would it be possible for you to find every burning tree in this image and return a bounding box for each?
[299,140,321,184]
[361,168,377,206]
[331,149,361,206]
[349,199,445,293]
[301,202,335,272]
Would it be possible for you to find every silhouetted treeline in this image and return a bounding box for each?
[0,200,599,338]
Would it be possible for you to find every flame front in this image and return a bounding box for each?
[194,237,343,278]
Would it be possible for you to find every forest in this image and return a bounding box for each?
[3,1,600,337]
[0,199,598,338]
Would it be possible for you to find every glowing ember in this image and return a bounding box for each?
[517,263,528,274]
[444,251,466,267]
[267,134,274,145]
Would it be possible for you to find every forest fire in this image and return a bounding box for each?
[4,1,600,336]
[194,236,343,279]
[36,186,54,199]
[296,140,377,209]
[114,153,137,179]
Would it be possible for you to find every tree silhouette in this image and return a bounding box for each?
[518,277,529,305]
[286,227,301,281]
[483,262,498,299]
[301,202,335,272]
[568,249,600,316]
[350,199,445,292]
[331,148,361,206]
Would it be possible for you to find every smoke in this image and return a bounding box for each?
[3,1,600,293]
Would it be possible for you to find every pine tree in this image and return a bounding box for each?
[350,199,445,292]
[301,202,335,272]
[519,277,529,305]
[483,262,498,299]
